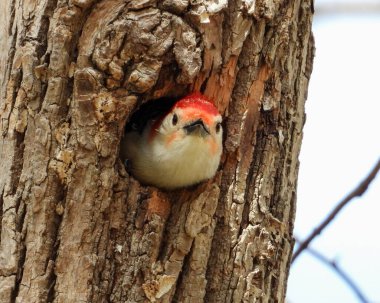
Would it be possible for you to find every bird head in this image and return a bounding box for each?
[149,93,223,155]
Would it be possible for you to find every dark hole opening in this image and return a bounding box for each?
[124,96,181,134]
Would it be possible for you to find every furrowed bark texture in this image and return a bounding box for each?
[0,0,314,302]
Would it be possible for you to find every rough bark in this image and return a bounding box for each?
[0,0,314,302]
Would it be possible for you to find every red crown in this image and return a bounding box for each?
[173,93,219,116]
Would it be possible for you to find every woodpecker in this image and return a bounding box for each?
[120,93,223,189]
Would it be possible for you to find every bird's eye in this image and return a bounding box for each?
[215,122,221,133]
[172,113,178,126]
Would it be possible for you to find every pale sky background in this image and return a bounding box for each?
[287,0,380,302]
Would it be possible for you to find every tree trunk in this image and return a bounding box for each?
[0,0,314,302]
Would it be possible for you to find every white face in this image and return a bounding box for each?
[157,107,223,157]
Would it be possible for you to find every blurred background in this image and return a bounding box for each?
[287,0,380,302]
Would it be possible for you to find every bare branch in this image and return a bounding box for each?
[299,242,369,303]
[292,158,380,262]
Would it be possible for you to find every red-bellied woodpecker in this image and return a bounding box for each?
[120,93,223,189]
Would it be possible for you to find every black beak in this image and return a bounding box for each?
[183,119,210,136]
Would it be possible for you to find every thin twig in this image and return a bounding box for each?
[302,244,369,303]
[292,158,380,262]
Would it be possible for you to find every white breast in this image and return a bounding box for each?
[122,131,222,189]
